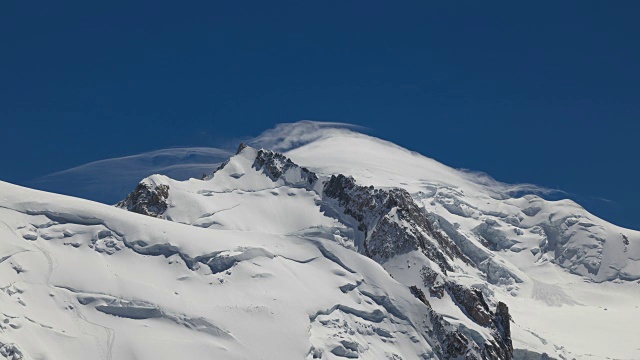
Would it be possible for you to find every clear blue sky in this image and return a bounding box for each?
[2,1,639,229]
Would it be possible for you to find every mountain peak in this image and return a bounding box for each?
[236,142,249,154]
[11,125,637,359]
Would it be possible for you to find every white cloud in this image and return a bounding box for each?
[456,168,564,197]
[28,147,233,204]
[28,120,564,205]
[250,120,366,151]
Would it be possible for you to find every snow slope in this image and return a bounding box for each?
[287,133,640,283]
[284,128,640,359]
[0,177,509,360]
[116,144,515,358]
[2,121,639,360]
[118,123,640,359]
[28,147,232,204]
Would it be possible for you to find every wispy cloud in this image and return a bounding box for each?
[456,168,565,197]
[26,120,364,204]
[28,147,233,204]
[28,120,571,206]
[250,120,366,151]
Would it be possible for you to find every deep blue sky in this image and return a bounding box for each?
[1,1,639,229]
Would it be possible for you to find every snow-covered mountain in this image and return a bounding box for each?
[1,122,639,359]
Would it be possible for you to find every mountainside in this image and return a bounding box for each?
[2,123,639,359]
[1,180,480,360]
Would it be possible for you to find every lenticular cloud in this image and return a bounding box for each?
[28,120,559,205]
[28,147,233,204]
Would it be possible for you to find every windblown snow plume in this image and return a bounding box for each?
[28,147,232,204]
[3,121,639,360]
[250,120,366,152]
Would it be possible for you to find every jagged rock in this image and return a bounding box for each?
[411,269,513,359]
[443,281,513,359]
[253,149,318,186]
[117,145,515,359]
[420,265,445,298]
[513,349,555,359]
[494,301,513,359]
[322,174,473,271]
[0,342,24,360]
[215,146,475,273]
[409,285,430,306]
[412,283,512,359]
[234,147,514,358]
[116,182,169,217]
[427,309,473,359]
[446,282,493,327]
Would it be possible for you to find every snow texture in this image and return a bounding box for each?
[2,121,639,360]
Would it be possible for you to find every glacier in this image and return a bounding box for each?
[1,122,639,360]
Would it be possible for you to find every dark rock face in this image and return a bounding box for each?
[513,349,555,360]
[446,282,493,327]
[408,284,513,360]
[252,149,318,186]
[119,144,514,359]
[409,285,430,306]
[494,301,513,359]
[216,147,514,359]
[420,265,445,298]
[116,183,169,217]
[427,308,475,359]
[218,148,474,274]
[207,145,474,275]
[408,284,480,359]
[0,341,24,360]
[322,174,473,271]
[445,281,513,359]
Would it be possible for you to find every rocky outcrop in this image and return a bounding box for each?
[409,285,430,306]
[446,282,493,327]
[494,301,513,357]
[116,183,169,217]
[323,174,473,271]
[427,308,474,359]
[420,265,445,298]
[408,282,513,360]
[253,149,318,187]
[513,349,555,360]
[0,341,24,360]
[445,281,513,359]
[210,146,473,273]
[224,146,514,357]
[118,145,514,359]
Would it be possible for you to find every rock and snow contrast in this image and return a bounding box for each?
[1,122,639,359]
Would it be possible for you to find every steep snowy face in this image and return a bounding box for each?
[118,144,516,359]
[322,174,473,270]
[285,132,640,283]
[0,180,508,360]
[118,125,640,360]
[4,122,639,360]
[280,129,640,359]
